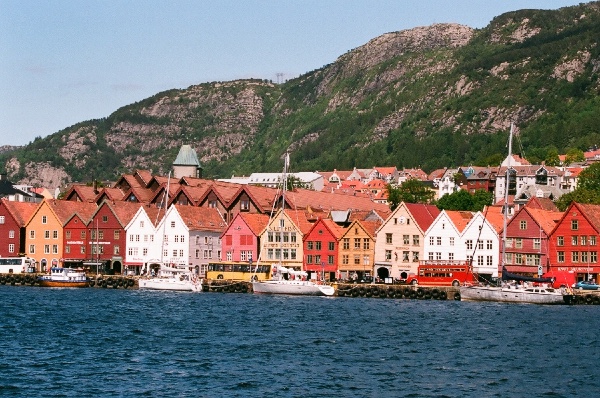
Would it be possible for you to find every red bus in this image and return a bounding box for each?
[407,261,478,287]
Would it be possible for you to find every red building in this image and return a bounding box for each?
[221,213,270,263]
[87,201,142,274]
[0,199,38,257]
[303,218,345,281]
[548,202,600,281]
[503,206,562,275]
[62,202,98,269]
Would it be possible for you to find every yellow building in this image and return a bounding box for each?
[338,219,380,281]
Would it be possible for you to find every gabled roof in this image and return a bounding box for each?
[525,197,559,212]
[134,169,154,187]
[282,209,316,235]
[0,198,39,227]
[445,210,474,233]
[45,199,98,226]
[428,168,447,180]
[318,218,346,239]
[524,207,562,235]
[94,201,143,228]
[237,213,271,236]
[173,204,227,233]
[482,206,505,234]
[98,187,125,202]
[404,203,441,232]
[63,184,99,203]
[573,203,600,231]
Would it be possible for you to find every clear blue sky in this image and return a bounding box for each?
[0,0,586,146]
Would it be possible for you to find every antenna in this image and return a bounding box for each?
[276,73,284,84]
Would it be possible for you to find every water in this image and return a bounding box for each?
[0,286,598,398]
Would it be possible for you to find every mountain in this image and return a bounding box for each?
[2,1,600,191]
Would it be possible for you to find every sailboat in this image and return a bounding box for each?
[459,123,572,304]
[138,173,202,292]
[251,153,335,296]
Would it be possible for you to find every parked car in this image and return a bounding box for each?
[574,280,600,290]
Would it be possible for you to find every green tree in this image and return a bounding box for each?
[472,189,494,212]
[544,147,561,166]
[577,163,600,192]
[556,188,600,211]
[564,148,585,166]
[387,179,435,210]
[436,190,473,211]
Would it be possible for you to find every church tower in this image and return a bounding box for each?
[172,145,202,179]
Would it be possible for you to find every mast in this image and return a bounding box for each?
[501,122,514,273]
[279,152,288,267]
[159,172,171,268]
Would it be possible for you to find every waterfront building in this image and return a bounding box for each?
[61,202,99,269]
[502,205,562,276]
[303,218,345,281]
[462,207,504,279]
[123,205,162,275]
[0,198,38,257]
[423,210,474,266]
[374,202,440,280]
[548,202,600,282]
[340,219,380,282]
[221,212,270,264]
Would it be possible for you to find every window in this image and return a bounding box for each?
[140,221,144,228]
[449,252,454,260]
[354,238,361,249]
[30,230,35,239]
[240,199,250,211]
[428,252,434,260]
[65,245,70,254]
[478,240,484,250]
[591,251,598,263]
[466,240,473,250]
[487,256,493,267]
[114,230,120,240]
[173,249,179,257]
[386,233,392,244]
[557,236,564,246]
[114,245,120,255]
[8,244,14,253]
[29,245,35,254]
[505,238,513,248]
[413,235,419,246]
[80,230,85,239]
[171,221,176,228]
[363,239,369,250]
[429,236,434,245]
[557,251,565,262]
[329,242,335,251]
[195,249,200,259]
[385,250,392,261]
[533,238,541,250]
[402,251,409,262]
[143,248,148,256]
[515,239,522,249]
[102,215,108,222]
[591,236,597,245]
[520,220,527,230]
[42,215,47,224]
[306,255,313,264]
[307,241,313,250]
[571,220,578,230]
[515,253,522,264]
[486,240,493,250]
[80,246,85,254]
[572,251,579,263]
[354,255,360,265]
[436,252,442,261]
[572,236,578,246]
[315,241,322,250]
[44,245,50,254]
[437,237,442,246]
[226,251,232,261]
[328,255,334,264]
[290,233,297,243]
[44,231,50,239]
[449,237,454,246]
[343,238,349,250]
[363,255,370,266]
[0,216,4,224]
[9,230,15,239]
[403,235,410,245]
[581,236,587,246]
[581,251,588,263]
[174,235,179,243]
[412,252,419,262]
[342,255,349,265]
[53,230,58,239]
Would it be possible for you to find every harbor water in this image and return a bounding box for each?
[0,285,598,397]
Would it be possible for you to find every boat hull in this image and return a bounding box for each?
[139,278,202,292]
[38,280,89,288]
[460,285,568,304]
[252,280,335,296]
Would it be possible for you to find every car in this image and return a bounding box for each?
[574,280,600,290]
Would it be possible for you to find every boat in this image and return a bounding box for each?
[138,264,202,292]
[137,172,202,293]
[251,153,335,297]
[459,123,573,305]
[38,267,89,288]
[252,264,335,296]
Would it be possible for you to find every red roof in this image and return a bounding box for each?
[238,213,271,236]
[1,199,39,227]
[445,210,474,233]
[404,203,440,232]
[525,208,562,235]
[174,204,227,233]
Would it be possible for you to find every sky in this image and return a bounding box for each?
[0,0,588,146]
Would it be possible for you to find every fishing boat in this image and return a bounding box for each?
[459,123,572,305]
[251,153,335,297]
[138,264,202,292]
[38,267,89,288]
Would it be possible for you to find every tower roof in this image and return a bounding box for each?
[173,145,201,167]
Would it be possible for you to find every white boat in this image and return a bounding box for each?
[139,265,202,292]
[38,267,89,288]
[460,283,568,304]
[251,153,335,297]
[459,123,572,305]
[252,265,335,296]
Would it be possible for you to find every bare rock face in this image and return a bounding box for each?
[552,50,592,82]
